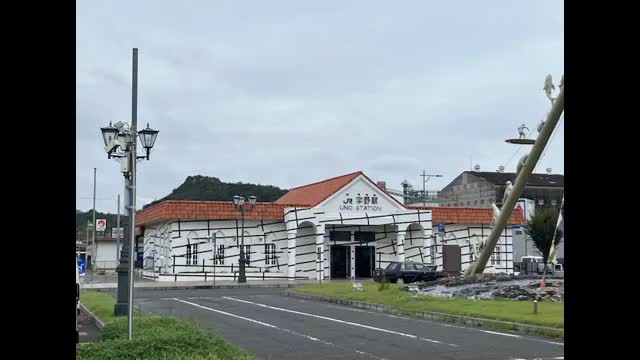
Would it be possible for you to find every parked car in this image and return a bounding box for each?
[373,261,448,284]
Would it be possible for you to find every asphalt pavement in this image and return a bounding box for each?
[133,288,564,360]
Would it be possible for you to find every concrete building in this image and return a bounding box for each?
[439,170,564,209]
[136,171,525,282]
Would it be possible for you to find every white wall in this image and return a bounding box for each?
[141,217,513,280]
[430,223,514,274]
[142,218,289,280]
[95,242,118,270]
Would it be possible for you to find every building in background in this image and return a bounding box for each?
[439,168,563,209]
[136,171,525,282]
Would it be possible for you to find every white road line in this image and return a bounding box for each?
[314,299,564,346]
[482,330,521,338]
[222,296,458,347]
[172,298,387,360]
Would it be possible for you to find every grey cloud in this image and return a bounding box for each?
[77,0,564,213]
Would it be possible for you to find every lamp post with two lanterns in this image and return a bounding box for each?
[99,48,159,340]
[233,195,256,283]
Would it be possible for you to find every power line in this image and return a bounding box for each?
[535,117,563,171]
[504,146,523,168]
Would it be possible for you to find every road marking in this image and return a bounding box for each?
[314,299,564,346]
[481,330,521,338]
[222,296,458,347]
[172,298,387,360]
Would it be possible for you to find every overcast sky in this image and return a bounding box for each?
[76,1,564,213]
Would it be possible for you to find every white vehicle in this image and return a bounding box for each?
[521,256,543,263]
[76,257,80,344]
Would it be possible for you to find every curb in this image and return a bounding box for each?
[79,303,105,331]
[84,283,294,292]
[284,291,564,339]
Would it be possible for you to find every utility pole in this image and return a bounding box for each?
[116,194,121,262]
[114,48,138,342]
[102,48,158,341]
[127,47,138,340]
[420,170,442,206]
[92,167,97,280]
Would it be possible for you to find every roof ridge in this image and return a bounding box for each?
[284,171,363,191]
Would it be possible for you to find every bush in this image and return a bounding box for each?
[77,315,253,360]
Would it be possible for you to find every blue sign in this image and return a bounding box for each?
[437,223,445,233]
[77,257,86,275]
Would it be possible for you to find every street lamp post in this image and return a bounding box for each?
[233,195,256,283]
[100,48,159,340]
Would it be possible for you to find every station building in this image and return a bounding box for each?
[136,171,525,281]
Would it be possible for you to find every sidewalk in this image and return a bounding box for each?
[77,309,100,343]
[81,278,319,290]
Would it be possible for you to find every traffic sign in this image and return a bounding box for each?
[112,227,124,238]
[96,219,107,232]
[437,223,445,233]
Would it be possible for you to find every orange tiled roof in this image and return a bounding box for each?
[136,200,297,226]
[274,171,363,207]
[137,201,525,226]
[406,205,526,225]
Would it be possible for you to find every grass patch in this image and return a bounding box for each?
[80,290,118,324]
[292,281,564,329]
[78,291,254,360]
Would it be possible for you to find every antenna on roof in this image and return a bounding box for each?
[474,164,480,172]
[546,167,552,174]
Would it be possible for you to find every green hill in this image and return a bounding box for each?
[143,175,288,208]
[76,176,288,239]
[76,210,128,241]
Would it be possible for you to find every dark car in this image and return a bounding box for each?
[373,261,448,284]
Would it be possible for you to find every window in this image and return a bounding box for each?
[192,244,198,265]
[186,244,192,265]
[386,262,400,271]
[330,231,351,242]
[481,199,485,205]
[413,263,427,271]
[474,200,478,206]
[402,263,415,271]
[265,243,276,265]
[244,245,251,263]
[467,201,470,206]
[491,246,502,265]
[215,245,225,265]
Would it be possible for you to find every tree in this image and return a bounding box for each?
[526,207,560,266]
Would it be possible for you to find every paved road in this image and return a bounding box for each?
[134,288,564,360]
